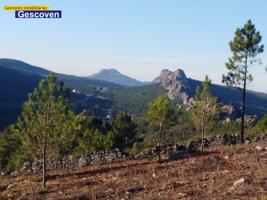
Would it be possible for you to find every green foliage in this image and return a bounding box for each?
[105,84,167,115]
[223,20,264,87]
[91,129,113,152]
[191,76,219,130]
[222,19,264,142]
[15,74,86,187]
[17,74,85,164]
[255,115,267,133]
[75,116,113,154]
[191,76,219,149]
[147,95,171,127]
[111,113,138,152]
[130,142,144,155]
[209,120,240,136]
[0,126,21,172]
[147,95,173,162]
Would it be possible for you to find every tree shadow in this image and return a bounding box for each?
[47,160,152,181]
[47,150,219,181]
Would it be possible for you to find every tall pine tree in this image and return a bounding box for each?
[18,74,85,188]
[222,20,264,142]
[111,113,137,152]
[192,76,218,151]
[147,95,171,163]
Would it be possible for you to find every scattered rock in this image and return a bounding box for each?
[228,177,247,192]
[78,195,90,200]
[1,171,6,176]
[127,185,144,193]
[168,151,185,161]
[78,157,90,167]
[224,155,229,160]
[187,140,199,152]
[10,171,19,177]
[255,146,264,151]
[223,134,240,145]
[233,178,246,186]
[7,183,16,190]
[177,192,187,197]
[245,139,251,144]
[21,161,32,173]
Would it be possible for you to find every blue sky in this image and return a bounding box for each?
[1,0,267,92]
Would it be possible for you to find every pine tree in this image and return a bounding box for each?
[111,113,137,152]
[192,76,218,151]
[92,129,113,152]
[75,117,112,155]
[147,95,171,163]
[222,20,264,142]
[17,74,85,188]
[0,125,21,172]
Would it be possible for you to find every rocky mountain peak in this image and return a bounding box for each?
[153,69,191,105]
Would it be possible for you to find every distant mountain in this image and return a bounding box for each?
[0,64,117,131]
[0,59,121,131]
[88,68,145,87]
[1,58,267,131]
[0,59,121,93]
[0,58,49,76]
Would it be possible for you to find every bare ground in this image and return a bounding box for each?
[0,141,267,200]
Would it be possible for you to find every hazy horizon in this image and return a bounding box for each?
[1,0,266,92]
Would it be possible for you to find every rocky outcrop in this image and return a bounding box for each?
[220,104,239,121]
[153,69,191,106]
[220,104,257,125]
[153,69,261,122]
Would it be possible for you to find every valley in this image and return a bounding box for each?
[1,58,267,131]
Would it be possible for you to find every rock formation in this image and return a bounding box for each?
[153,69,191,106]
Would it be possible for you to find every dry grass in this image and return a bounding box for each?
[1,141,267,200]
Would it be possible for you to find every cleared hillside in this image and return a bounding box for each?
[0,141,266,199]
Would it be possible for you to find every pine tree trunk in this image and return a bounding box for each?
[43,90,51,188]
[42,145,47,188]
[241,56,248,143]
[241,87,246,143]
[158,121,162,163]
[201,99,206,151]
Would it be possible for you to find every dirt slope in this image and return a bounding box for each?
[0,141,267,200]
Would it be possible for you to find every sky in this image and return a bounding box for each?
[1,0,267,92]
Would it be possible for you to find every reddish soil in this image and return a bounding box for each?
[0,141,267,200]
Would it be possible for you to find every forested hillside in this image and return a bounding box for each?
[187,78,267,116]
[0,66,42,130]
